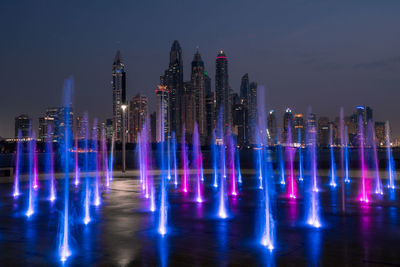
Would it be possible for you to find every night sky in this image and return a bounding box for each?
[1,0,399,138]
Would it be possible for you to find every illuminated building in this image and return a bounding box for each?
[181,81,196,137]
[318,117,330,147]
[15,114,32,138]
[283,108,294,144]
[155,85,169,143]
[294,114,305,144]
[129,94,148,143]
[215,50,231,128]
[191,50,207,141]
[112,50,126,142]
[267,110,277,145]
[375,121,385,147]
[161,40,183,138]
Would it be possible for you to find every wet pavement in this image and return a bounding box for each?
[0,174,400,266]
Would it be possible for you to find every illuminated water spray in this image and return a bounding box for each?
[32,138,39,190]
[344,127,351,183]
[25,136,36,217]
[101,126,110,189]
[306,123,321,228]
[358,118,369,203]
[59,77,73,262]
[227,128,238,196]
[257,86,275,250]
[217,110,228,219]
[172,132,178,187]
[181,126,189,193]
[329,124,337,188]
[13,130,22,198]
[212,130,219,188]
[385,121,396,190]
[109,135,114,182]
[74,138,80,187]
[92,119,101,206]
[297,129,304,182]
[193,123,203,203]
[83,113,91,225]
[277,131,286,185]
[46,126,56,202]
[367,121,383,195]
[236,146,242,185]
[286,122,297,198]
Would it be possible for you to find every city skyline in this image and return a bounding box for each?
[1,1,400,138]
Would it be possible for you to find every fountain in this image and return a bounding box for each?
[92,119,101,206]
[329,124,337,188]
[236,146,242,185]
[277,131,286,185]
[83,113,91,225]
[101,126,110,189]
[212,129,219,188]
[13,130,22,198]
[227,127,238,196]
[344,126,350,184]
[367,121,383,195]
[306,123,322,228]
[59,77,73,262]
[181,125,189,193]
[217,111,228,219]
[297,129,304,182]
[385,121,396,190]
[286,122,297,199]
[358,118,370,203]
[193,123,203,202]
[74,138,80,187]
[256,86,275,250]
[25,135,36,217]
[172,131,178,187]
[32,137,39,190]
[109,136,114,182]
[46,126,56,202]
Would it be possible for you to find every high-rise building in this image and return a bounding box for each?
[233,103,245,147]
[294,114,305,144]
[205,72,212,96]
[318,117,330,147]
[191,50,206,140]
[112,50,126,142]
[181,81,196,137]
[105,119,113,141]
[283,108,294,143]
[150,111,157,143]
[375,121,385,147]
[15,114,32,138]
[155,85,169,143]
[38,116,55,141]
[205,91,216,143]
[239,74,250,145]
[248,82,258,144]
[162,41,183,138]
[267,110,277,145]
[129,94,148,143]
[215,50,231,128]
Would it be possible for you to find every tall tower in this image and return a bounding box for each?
[239,73,250,144]
[129,94,148,143]
[162,40,183,137]
[215,50,231,128]
[191,50,206,140]
[112,50,126,142]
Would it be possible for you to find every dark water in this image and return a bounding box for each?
[0,175,399,266]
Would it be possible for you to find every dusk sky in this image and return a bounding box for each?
[1,0,399,138]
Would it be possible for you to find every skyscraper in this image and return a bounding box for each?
[155,85,169,143]
[239,74,250,144]
[318,117,330,147]
[129,94,148,143]
[15,114,31,138]
[181,81,196,137]
[205,91,215,143]
[283,108,294,144]
[215,50,231,128]
[112,50,126,142]
[248,82,258,144]
[267,110,277,145]
[162,40,183,138]
[294,114,305,144]
[191,50,206,140]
